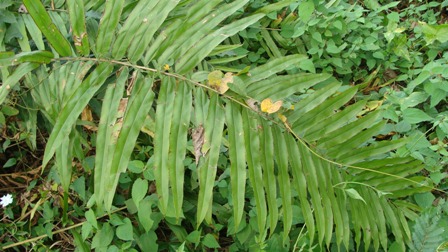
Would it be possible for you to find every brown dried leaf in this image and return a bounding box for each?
[191,125,205,165]
[81,106,97,131]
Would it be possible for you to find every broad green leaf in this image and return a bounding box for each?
[23,0,72,56]
[292,86,358,134]
[176,13,265,74]
[366,190,388,250]
[132,178,148,208]
[298,142,326,245]
[0,51,53,66]
[306,100,366,141]
[54,133,73,193]
[94,67,128,212]
[43,63,113,169]
[202,234,220,249]
[85,209,98,229]
[320,110,381,147]
[380,197,405,251]
[104,75,155,211]
[402,108,433,124]
[144,0,223,64]
[22,15,45,50]
[248,54,308,84]
[247,73,330,101]
[286,80,340,124]
[420,22,448,44]
[272,127,292,242]
[67,0,90,55]
[299,0,314,23]
[138,198,155,232]
[126,0,180,62]
[345,188,366,204]
[261,29,282,58]
[242,110,267,236]
[136,231,158,251]
[255,0,295,14]
[168,81,192,219]
[197,94,225,226]
[225,102,247,231]
[153,76,176,214]
[91,223,114,249]
[116,218,134,241]
[287,134,315,242]
[0,63,39,105]
[112,0,159,59]
[338,138,408,164]
[96,0,125,56]
[260,119,278,236]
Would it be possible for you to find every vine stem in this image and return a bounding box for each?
[2,206,127,249]
[52,57,446,196]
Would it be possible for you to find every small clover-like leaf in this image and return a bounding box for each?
[260,98,282,114]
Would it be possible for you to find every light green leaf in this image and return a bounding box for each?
[225,102,247,231]
[299,0,314,23]
[402,108,433,124]
[197,94,225,226]
[153,76,176,214]
[345,188,366,204]
[104,75,155,211]
[202,234,220,249]
[168,81,192,219]
[67,0,89,55]
[43,63,113,169]
[94,67,128,212]
[138,198,155,232]
[23,0,72,56]
[85,208,98,229]
[116,218,134,241]
[91,223,114,249]
[420,23,448,44]
[0,63,39,105]
[132,178,148,208]
[96,0,125,56]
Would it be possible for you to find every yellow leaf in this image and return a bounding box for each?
[278,113,287,123]
[261,98,283,114]
[207,70,231,94]
[366,100,383,111]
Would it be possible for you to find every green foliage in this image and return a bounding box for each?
[409,199,448,252]
[0,0,446,251]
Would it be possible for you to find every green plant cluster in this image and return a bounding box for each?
[0,0,447,251]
